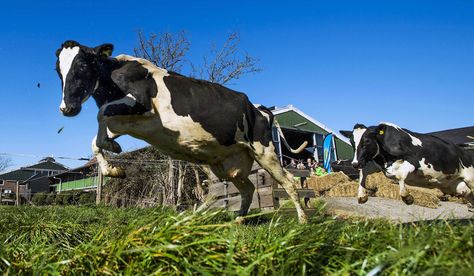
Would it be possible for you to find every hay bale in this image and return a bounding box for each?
[365,172,396,189]
[326,182,359,197]
[364,172,442,209]
[315,171,442,209]
[307,172,351,193]
[442,195,466,204]
[374,182,440,209]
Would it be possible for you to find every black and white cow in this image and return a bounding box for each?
[341,123,474,210]
[55,40,308,223]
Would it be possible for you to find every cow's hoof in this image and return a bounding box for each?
[296,212,308,224]
[402,195,414,205]
[358,196,369,204]
[104,166,126,178]
[107,140,122,154]
[235,216,245,224]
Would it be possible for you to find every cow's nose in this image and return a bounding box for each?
[60,106,81,117]
[351,161,359,169]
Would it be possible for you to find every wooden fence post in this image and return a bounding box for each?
[16,181,20,206]
[96,167,103,205]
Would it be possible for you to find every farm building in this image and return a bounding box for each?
[270,105,353,164]
[0,157,68,204]
[49,159,100,192]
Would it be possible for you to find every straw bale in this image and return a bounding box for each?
[365,172,396,189]
[374,182,440,209]
[307,172,351,193]
[317,172,442,208]
[441,195,466,204]
[326,182,359,197]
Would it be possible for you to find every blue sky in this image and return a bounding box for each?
[0,0,473,170]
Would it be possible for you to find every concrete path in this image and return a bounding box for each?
[322,197,474,223]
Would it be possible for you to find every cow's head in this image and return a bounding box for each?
[55,40,114,116]
[340,124,379,169]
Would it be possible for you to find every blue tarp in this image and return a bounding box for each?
[323,133,333,173]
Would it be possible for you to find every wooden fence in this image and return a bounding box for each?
[207,165,315,211]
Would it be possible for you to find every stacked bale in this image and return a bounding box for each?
[307,171,443,209]
[307,172,352,194]
[365,172,442,208]
[326,182,360,197]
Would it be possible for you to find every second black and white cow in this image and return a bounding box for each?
[55,40,309,223]
[341,123,474,210]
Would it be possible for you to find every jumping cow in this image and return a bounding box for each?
[341,122,474,210]
[55,40,308,223]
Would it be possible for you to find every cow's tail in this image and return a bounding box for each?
[274,119,308,154]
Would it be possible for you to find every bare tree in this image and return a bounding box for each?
[0,156,11,173]
[134,30,190,73]
[135,30,261,85]
[191,32,262,85]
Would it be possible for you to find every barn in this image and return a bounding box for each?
[269,105,354,164]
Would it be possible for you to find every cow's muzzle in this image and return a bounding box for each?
[352,161,361,169]
[60,106,81,117]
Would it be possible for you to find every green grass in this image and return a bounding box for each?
[0,204,472,275]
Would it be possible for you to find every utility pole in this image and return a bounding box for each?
[96,166,103,205]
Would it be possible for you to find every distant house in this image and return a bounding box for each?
[0,157,68,202]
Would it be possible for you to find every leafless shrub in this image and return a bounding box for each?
[191,32,262,85]
[134,30,190,73]
[0,156,11,173]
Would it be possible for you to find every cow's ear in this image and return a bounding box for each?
[340,130,353,138]
[94,43,114,57]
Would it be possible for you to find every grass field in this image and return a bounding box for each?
[0,204,473,275]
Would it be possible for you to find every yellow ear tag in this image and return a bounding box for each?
[102,49,112,57]
[379,130,384,135]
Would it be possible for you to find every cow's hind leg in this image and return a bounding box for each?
[232,178,255,217]
[92,136,125,178]
[456,181,474,212]
[253,144,308,224]
[460,169,474,212]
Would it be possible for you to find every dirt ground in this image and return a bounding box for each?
[322,196,474,223]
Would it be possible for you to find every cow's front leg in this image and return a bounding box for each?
[398,179,414,205]
[96,110,122,154]
[92,135,125,178]
[357,168,369,204]
[390,161,415,205]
